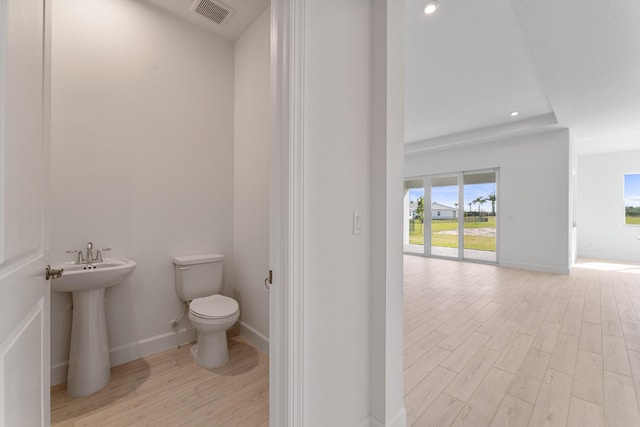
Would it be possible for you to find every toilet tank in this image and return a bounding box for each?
[173,254,224,302]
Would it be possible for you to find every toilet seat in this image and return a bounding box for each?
[190,294,238,320]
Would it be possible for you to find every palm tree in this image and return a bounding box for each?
[487,193,496,216]
[472,196,487,216]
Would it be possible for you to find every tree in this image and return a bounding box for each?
[416,196,424,222]
[487,193,496,216]
[472,196,487,216]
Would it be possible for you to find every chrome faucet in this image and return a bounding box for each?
[66,242,111,264]
[86,242,94,263]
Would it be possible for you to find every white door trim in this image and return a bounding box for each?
[270,0,305,425]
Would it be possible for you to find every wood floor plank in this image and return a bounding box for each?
[445,348,502,402]
[603,370,640,427]
[628,349,640,413]
[567,396,604,427]
[601,310,624,337]
[579,321,603,354]
[451,368,514,427]
[548,334,579,375]
[473,302,502,323]
[495,334,535,374]
[518,311,546,337]
[573,350,604,406]
[617,303,639,324]
[405,346,452,394]
[583,303,601,325]
[532,321,561,353]
[412,393,465,427]
[603,334,631,376]
[490,394,533,427]
[438,319,483,351]
[507,348,551,405]
[621,321,640,352]
[406,367,459,426]
[405,318,444,349]
[441,332,490,373]
[406,330,449,368]
[561,311,583,337]
[528,369,573,427]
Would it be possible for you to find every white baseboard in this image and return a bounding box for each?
[388,408,407,427]
[500,260,570,274]
[235,321,269,355]
[50,327,195,386]
[576,250,640,264]
[51,361,69,387]
[109,327,195,366]
[362,407,407,427]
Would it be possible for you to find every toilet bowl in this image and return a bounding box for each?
[173,254,239,369]
[188,294,239,368]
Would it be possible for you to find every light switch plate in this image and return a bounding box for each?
[353,211,363,235]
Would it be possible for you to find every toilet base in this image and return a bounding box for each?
[190,330,229,368]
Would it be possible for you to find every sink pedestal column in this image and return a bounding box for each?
[66,288,111,397]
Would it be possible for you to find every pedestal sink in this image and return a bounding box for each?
[51,258,136,397]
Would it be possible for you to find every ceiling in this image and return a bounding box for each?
[405,0,640,156]
[142,0,269,41]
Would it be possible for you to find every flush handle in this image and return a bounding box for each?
[45,265,64,280]
[178,266,189,271]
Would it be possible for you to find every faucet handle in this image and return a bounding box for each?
[96,248,111,262]
[66,249,85,264]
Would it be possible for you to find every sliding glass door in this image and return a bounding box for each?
[404,169,498,263]
[463,170,497,262]
[403,179,425,254]
[430,175,459,259]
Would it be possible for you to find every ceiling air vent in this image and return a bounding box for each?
[190,0,234,25]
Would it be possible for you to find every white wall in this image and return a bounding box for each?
[50,0,235,383]
[303,0,373,424]
[405,129,571,273]
[233,9,271,353]
[577,149,640,262]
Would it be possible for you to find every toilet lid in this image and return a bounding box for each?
[190,295,238,319]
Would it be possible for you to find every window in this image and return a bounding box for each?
[624,173,640,225]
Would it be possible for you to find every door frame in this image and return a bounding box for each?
[269,0,305,425]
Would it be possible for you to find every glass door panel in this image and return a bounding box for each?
[430,175,459,259]
[404,180,425,254]
[463,171,497,262]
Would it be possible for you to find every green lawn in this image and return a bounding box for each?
[409,217,496,251]
[626,216,640,225]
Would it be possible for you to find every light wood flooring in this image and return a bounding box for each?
[51,333,268,426]
[404,255,640,427]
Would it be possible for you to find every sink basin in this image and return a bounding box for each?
[51,257,136,397]
[51,258,136,292]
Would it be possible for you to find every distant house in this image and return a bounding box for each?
[409,201,418,219]
[432,202,456,219]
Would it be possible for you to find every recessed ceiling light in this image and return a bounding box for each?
[424,0,440,15]
[510,111,519,117]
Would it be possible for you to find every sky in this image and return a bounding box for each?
[409,183,497,212]
[625,174,640,207]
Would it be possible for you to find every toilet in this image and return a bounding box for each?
[173,254,239,368]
